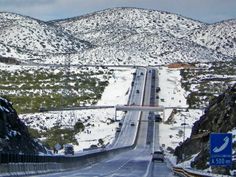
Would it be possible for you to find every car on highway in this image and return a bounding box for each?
[136,89,140,94]
[155,114,162,122]
[90,144,98,149]
[116,127,121,132]
[181,122,188,126]
[64,144,74,155]
[156,87,161,92]
[39,106,48,112]
[152,150,164,162]
[130,122,135,126]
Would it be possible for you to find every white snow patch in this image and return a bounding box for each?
[158,66,203,158]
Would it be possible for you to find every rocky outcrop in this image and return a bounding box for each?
[174,83,236,174]
[0,97,47,154]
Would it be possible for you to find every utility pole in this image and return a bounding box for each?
[182,115,186,165]
[183,115,186,142]
[59,53,71,126]
[64,53,71,101]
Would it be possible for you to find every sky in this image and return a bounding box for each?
[0,0,235,23]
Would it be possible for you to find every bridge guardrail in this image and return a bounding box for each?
[164,146,230,176]
[0,146,134,176]
[173,166,232,177]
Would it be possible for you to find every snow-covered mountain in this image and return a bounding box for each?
[0,12,90,60]
[52,8,204,45]
[185,19,236,57]
[0,8,235,64]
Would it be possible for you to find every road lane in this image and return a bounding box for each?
[111,67,146,148]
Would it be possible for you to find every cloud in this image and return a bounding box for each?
[0,0,235,22]
[0,0,56,7]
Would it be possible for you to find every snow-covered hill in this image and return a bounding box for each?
[0,8,235,64]
[186,19,236,57]
[51,7,234,64]
[53,8,204,44]
[0,12,90,60]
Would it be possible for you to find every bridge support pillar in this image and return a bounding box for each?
[114,109,117,121]
[163,109,165,121]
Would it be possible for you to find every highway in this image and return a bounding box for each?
[32,67,176,177]
[111,67,146,148]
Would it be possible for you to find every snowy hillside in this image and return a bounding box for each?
[0,12,90,60]
[186,19,236,57]
[77,32,226,65]
[53,8,204,44]
[0,8,235,64]
[52,7,233,64]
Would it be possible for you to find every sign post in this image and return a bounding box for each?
[210,133,232,166]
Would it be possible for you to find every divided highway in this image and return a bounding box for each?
[33,68,176,177]
[111,68,146,148]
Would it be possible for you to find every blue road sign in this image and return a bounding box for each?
[210,133,232,166]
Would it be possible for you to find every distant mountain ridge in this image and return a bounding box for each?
[186,19,236,57]
[0,8,235,65]
[0,12,90,60]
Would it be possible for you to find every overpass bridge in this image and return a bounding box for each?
[45,104,204,122]
[46,105,203,112]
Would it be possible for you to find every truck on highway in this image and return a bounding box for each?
[152,150,164,162]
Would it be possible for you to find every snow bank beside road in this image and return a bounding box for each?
[98,68,135,105]
[158,67,203,151]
